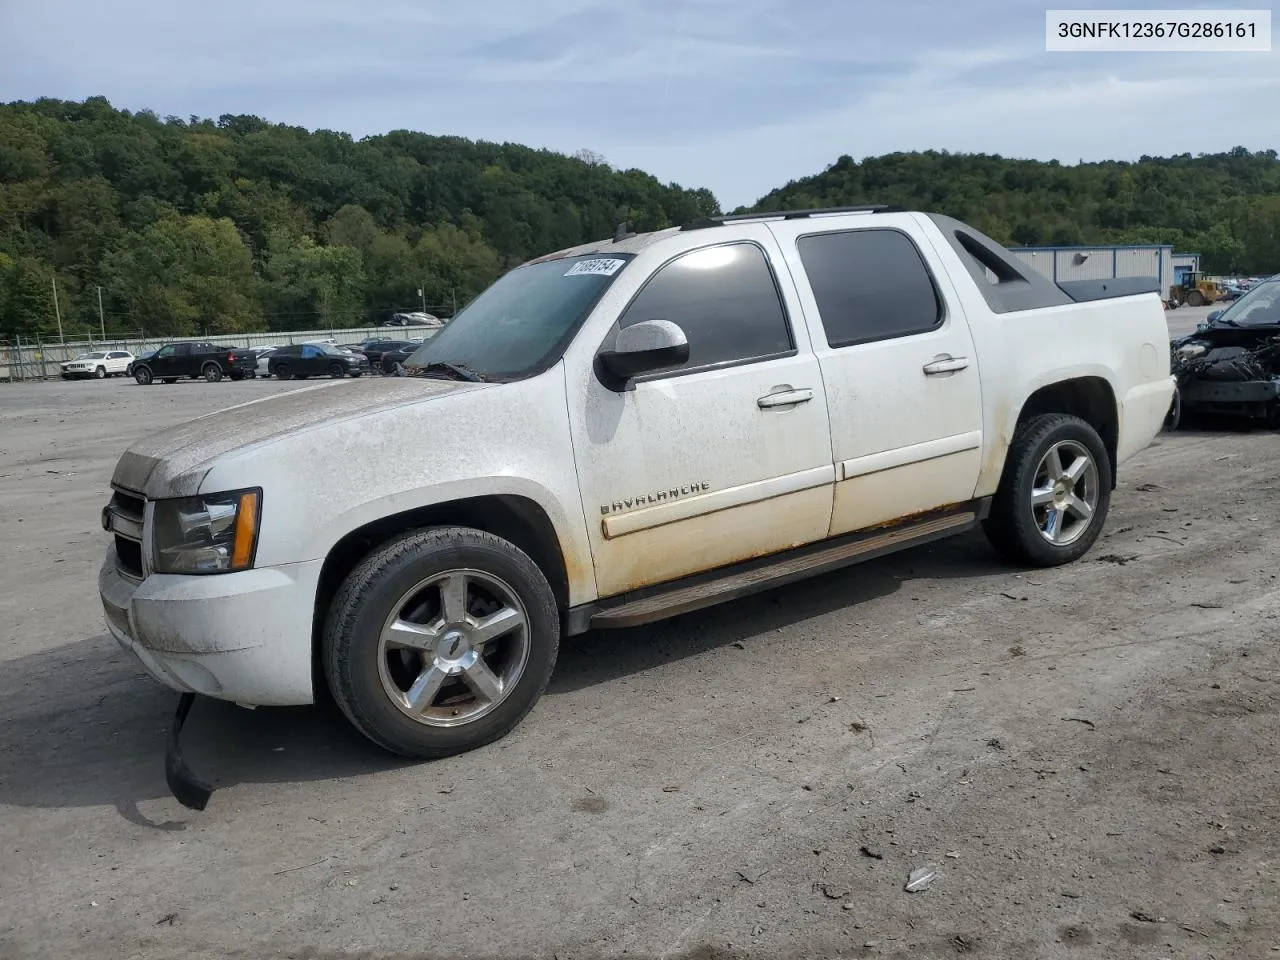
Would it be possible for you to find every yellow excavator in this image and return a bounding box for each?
[1169,272,1224,307]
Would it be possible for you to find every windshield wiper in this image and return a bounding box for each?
[416,361,489,383]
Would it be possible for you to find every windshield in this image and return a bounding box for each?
[78,352,107,359]
[403,253,634,381]
[321,345,348,356]
[1214,277,1280,326]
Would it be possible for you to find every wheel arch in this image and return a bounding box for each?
[310,493,577,697]
[1009,376,1119,488]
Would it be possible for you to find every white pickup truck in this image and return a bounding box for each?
[99,206,1174,800]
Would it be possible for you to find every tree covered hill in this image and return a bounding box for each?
[744,148,1280,276]
[2,96,1277,341]
[0,96,717,339]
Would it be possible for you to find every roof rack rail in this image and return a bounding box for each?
[680,204,901,231]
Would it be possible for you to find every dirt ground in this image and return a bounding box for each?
[4,312,1279,960]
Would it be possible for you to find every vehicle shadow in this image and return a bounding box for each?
[549,528,1007,696]
[0,530,1007,822]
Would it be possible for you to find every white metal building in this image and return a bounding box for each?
[1007,244,1175,298]
[1173,252,1202,286]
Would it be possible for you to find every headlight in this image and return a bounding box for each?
[151,488,261,574]
[1178,342,1209,359]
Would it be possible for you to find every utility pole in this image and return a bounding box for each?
[97,286,106,341]
[418,287,426,313]
[51,273,64,344]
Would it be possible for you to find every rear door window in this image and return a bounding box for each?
[796,228,944,348]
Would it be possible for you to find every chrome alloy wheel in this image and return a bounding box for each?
[1030,439,1099,546]
[376,568,531,727]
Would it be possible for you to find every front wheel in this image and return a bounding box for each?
[274,364,291,380]
[133,366,153,386]
[95,366,106,379]
[982,413,1112,567]
[328,361,346,378]
[322,527,560,760]
[202,363,223,383]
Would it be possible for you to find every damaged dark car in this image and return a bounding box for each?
[1167,273,1280,430]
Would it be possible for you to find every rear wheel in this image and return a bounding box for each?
[983,413,1111,567]
[1187,290,1207,307]
[133,366,153,386]
[202,363,223,383]
[322,527,560,759]
[328,361,346,378]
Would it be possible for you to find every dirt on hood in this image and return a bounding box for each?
[110,377,485,498]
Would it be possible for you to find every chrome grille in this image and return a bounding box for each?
[107,486,146,580]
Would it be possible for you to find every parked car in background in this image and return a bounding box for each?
[358,338,423,367]
[251,347,280,378]
[384,312,443,328]
[131,341,258,384]
[378,344,421,375]
[61,350,135,379]
[267,343,370,379]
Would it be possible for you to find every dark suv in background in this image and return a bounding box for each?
[266,343,370,380]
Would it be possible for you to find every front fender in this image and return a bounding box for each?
[301,475,598,605]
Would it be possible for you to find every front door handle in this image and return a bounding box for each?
[922,356,969,375]
[757,386,814,408]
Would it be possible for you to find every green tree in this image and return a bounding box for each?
[101,214,261,336]
[264,232,366,328]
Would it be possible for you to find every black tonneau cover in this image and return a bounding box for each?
[1057,277,1161,303]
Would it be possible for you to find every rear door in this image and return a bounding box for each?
[174,343,199,377]
[766,218,984,535]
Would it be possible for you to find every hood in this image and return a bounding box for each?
[112,377,487,498]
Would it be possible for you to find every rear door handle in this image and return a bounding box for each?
[757,386,814,408]
[922,356,969,375]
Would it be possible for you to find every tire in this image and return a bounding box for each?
[274,364,291,380]
[328,361,346,378]
[1164,384,1182,432]
[351,370,363,377]
[229,370,244,381]
[1187,290,1207,307]
[95,366,106,379]
[982,413,1112,567]
[133,366,153,386]
[322,527,560,760]
[202,363,223,383]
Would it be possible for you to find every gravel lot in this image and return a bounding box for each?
[4,305,1279,960]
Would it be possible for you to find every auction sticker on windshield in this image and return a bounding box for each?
[565,258,625,277]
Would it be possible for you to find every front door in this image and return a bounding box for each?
[148,344,180,378]
[766,219,984,535]
[566,234,836,599]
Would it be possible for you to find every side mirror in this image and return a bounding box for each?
[598,319,690,382]
[1206,310,1222,323]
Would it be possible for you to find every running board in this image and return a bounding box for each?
[573,503,985,633]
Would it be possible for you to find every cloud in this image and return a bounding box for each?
[1,0,1276,210]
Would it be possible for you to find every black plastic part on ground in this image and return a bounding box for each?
[165,692,213,811]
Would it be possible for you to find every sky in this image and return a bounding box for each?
[1,0,1277,209]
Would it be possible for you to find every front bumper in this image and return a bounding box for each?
[98,544,323,706]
